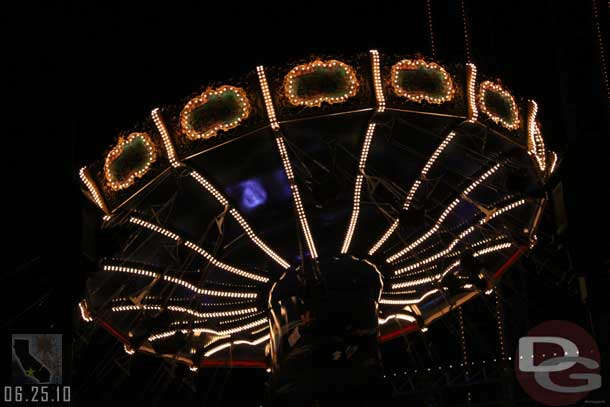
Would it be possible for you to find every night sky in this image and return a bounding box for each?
[2,1,608,405]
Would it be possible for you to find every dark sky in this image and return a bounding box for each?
[2,0,608,405]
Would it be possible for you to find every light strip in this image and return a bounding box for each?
[258,65,318,258]
[438,242,513,280]
[394,199,525,276]
[79,167,109,213]
[275,137,318,259]
[466,63,478,122]
[189,171,228,205]
[102,264,258,298]
[183,241,269,283]
[204,334,270,357]
[150,318,268,342]
[128,216,268,282]
[129,217,180,240]
[547,151,558,175]
[216,317,268,335]
[473,242,512,257]
[78,299,93,322]
[256,66,279,130]
[378,314,416,325]
[368,131,456,255]
[379,289,440,305]
[526,101,546,172]
[111,304,257,318]
[151,108,180,168]
[219,310,266,325]
[387,164,501,263]
[369,50,385,112]
[171,319,207,326]
[341,123,376,253]
[392,241,513,289]
[189,170,290,269]
[229,209,290,269]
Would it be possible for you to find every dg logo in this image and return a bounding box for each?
[516,320,602,406]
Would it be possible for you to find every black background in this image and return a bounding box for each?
[2,0,608,405]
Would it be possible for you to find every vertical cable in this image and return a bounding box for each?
[591,0,609,101]
[458,307,471,405]
[426,0,436,58]
[494,289,507,361]
[460,0,472,62]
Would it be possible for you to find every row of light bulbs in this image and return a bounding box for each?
[102,264,258,298]
[394,196,524,277]
[368,131,457,256]
[370,50,386,112]
[112,304,257,319]
[341,123,377,254]
[387,163,501,264]
[189,169,290,269]
[128,216,269,283]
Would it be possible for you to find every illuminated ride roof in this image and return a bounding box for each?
[77,50,556,370]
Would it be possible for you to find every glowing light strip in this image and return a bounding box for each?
[394,199,525,275]
[526,101,546,172]
[128,216,268,282]
[387,164,500,263]
[129,217,180,240]
[479,199,526,224]
[275,136,318,259]
[171,319,207,326]
[466,63,478,122]
[392,241,513,289]
[189,171,228,205]
[341,123,376,253]
[79,167,109,213]
[189,170,289,269]
[204,334,270,357]
[547,151,558,175]
[368,131,456,255]
[204,342,231,357]
[389,264,438,281]
[150,318,268,342]
[229,209,290,269]
[257,65,317,258]
[378,314,417,325]
[112,304,257,318]
[473,242,512,257]
[379,289,440,305]
[216,317,267,335]
[183,241,269,283]
[78,299,93,322]
[370,50,385,112]
[151,108,180,168]
[438,242,514,280]
[256,66,279,130]
[219,310,266,325]
[102,264,258,298]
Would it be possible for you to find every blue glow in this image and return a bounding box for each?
[240,180,267,209]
